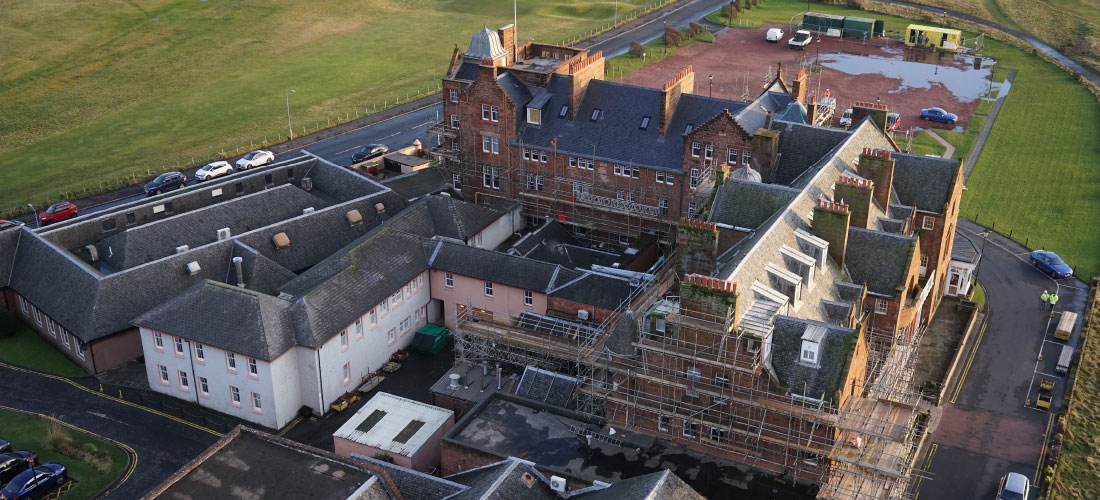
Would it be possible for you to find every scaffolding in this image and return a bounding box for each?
[451,257,928,500]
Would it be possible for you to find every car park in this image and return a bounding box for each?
[996,472,1029,500]
[38,202,77,225]
[235,150,275,170]
[919,107,958,124]
[351,144,389,164]
[1030,250,1073,278]
[144,172,187,196]
[0,452,37,486]
[0,463,65,500]
[766,28,785,42]
[194,161,233,181]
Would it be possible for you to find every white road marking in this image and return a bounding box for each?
[336,145,362,154]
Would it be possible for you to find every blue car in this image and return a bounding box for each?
[920,107,958,124]
[1031,250,1073,278]
[0,463,65,500]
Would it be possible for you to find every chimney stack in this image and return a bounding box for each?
[232,256,245,288]
[856,148,896,210]
[566,51,605,120]
[659,66,694,136]
[676,218,719,276]
[806,95,819,126]
[812,196,851,268]
[850,101,890,133]
[680,274,740,329]
[750,128,781,183]
[834,176,875,229]
[498,24,516,65]
[790,68,808,104]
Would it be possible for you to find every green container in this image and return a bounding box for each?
[843,16,876,39]
[411,323,451,354]
[802,12,845,32]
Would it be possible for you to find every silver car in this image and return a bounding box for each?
[996,472,1029,500]
[235,150,275,170]
[195,161,233,181]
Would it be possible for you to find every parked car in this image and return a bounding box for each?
[0,452,38,486]
[194,161,233,181]
[1030,250,1073,278]
[144,172,187,196]
[235,150,275,170]
[0,221,23,232]
[996,472,1029,500]
[838,108,853,127]
[38,202,77,225]
[766,28,785,42]
[0,463,65,500]
[351,144,389,164]
[919,107,958,124]
[788,30,812,49]
[886,112,901,132]
[0,441,8,455]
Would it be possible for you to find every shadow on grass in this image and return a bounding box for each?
[0,311,86,377]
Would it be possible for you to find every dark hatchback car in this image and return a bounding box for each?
[144,171,187,196]
[351,144,389,163]
[0,452,37,487]
[0,441,8,455]
[0,463,64,500]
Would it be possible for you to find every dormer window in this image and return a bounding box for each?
[684,123,694,134]
[527,107,541,125]
[590,108,602,121]
[800,325,826,366]
[559,105,568,118]
[640,116,651,130]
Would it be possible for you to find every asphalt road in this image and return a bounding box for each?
[917,219,1087,499]
[0,364,220,499]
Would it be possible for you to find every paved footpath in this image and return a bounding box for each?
[0,363,220,499]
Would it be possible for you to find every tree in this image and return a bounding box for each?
[664,27,685,47]
[629,41,646,57]
[689,22,706,37]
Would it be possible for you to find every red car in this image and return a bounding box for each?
[39,202,78,225]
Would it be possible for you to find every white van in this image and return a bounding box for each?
[839,108,853,127]
[766,28,785,42]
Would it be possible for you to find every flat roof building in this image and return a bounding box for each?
[334,392,455,473]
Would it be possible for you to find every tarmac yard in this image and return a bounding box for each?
[619,24,994,134]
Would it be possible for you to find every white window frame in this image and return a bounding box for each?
[742,150,751,166]
[683,420,699,438]
[922,216,935,230]
[450,115,460,129]
[491,137,499,154]
[355,318,364,339]
[524,290,533,306]
[18,297,28,314]
[715,373,730,388]
[387,328,396,345]
[32,307,42,327]
[251,392,262,412]
[339,330,349,349]
[656,171,664,184]
[445,272,454,288]
[452,173,462,191]
[153,331,164,350]
[690,168,700,189]
[491,105,499,122]
[704,143,714,160]
[691,142,701,158]
[688,201,697,217]
[728,148,738,164]
[343,363,351,384]
[174,337,184,356]
[484,281,494,297]
[75,340,85,360]
[195,343,205,361]
[569,157,577,168]
[158,365,169,384]
[179,370,190,391]
[61,331,71,348]
[527,107,540,125]
[875,299,888,315]
[659,414,671,432]
[401,316,411,333]
[481,104,490,120]
[199,376,209,396]
[449,88,458,103]
[248,357,259,376]
[226,352,237,371]
[230,386,241,406]
[482,136,491,152]
[47,319,57,337]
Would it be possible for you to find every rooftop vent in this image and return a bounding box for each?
[186,261,201,276]
[550,476,566,492]
[217,228,231,241]
[85,245,99,262]
[277,292,294,300]
[175,245,189,254]
[302,207,315,215]
[232,256,245,288]
[301,177,313,191]
[374,202,385,213]
[272,232,290,249]
[448,373,461,390]
[577,309,590,321]
[346,209,363,225]
[522,472,537,488]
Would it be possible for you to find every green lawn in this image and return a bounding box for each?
[963,37,1100,279]
[605,29,699,79]
[970,281,985,310]
[975,99,993,115]
[0,311,87,376]
[965,114,986,134]
[0,0,658,215]
[0,410,128,500]
[907,130,948,157]
[933,129,977,163]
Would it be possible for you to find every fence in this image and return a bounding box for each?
[106,384,241,434]
[966,213,1088,279]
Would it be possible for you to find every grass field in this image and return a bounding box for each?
[907,130,949,157]
[0,410,127,499]
[1053,296,1099,499]
[0,311,87,376]
[0,0,657,215]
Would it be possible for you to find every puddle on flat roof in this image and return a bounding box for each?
[818,52,992,102]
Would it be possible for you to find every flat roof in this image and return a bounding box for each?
[429,362,518,405]
[145,427,371,499]
[334,392,453,457]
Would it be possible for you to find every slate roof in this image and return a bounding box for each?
[231,242,298,296]
[951,230,980,264]
[570,470,703,500]
[383,167,450,200]
[134,281,295,361]
[770,316,859,403]
[890,153,958,213]
[510,221,580,257]
[513,76,748,172]
[453,61,480,81]
[845,228,916,297]
[734,83,792,134]
[0,226,22,287]
[388,195,506,242]
[351,455,467,500]
[709,179,800,230]
[547,269,638,311]
[448,459,559,500]
[466,28,509,61]
[426,238,562,293]
[768,120,852,186]
[498,72,533,107]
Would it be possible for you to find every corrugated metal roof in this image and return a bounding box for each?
[333,392,453,457]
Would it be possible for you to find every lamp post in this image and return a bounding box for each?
[973,229,991,292]
[285,89,296,141]
[709,74,713,97]
[27,204,39,229]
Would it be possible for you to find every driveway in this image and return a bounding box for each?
[0,363,220,499]
[917,219,1087,499]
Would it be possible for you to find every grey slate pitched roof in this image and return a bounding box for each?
[845,228,916,297]
[768,120,852,186]
[231,242,298,296]
[134,281,295,360]
[769,316,858,403]
[570,470,704,500]
[447,459,559,500]
[387,195,506,242]
[0,226,21,286]
[513,75,748,172]
[709,179,800,230]
[510,221,579,257]
[497,72,533,107]
[383,167,450,201]
[454,61,480,81]
[351,454,467,500]
[547,269,637,311]
[733,82,791,134]
[7,229,102,338]
[426,239,562,293]
[890,153,958,213]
